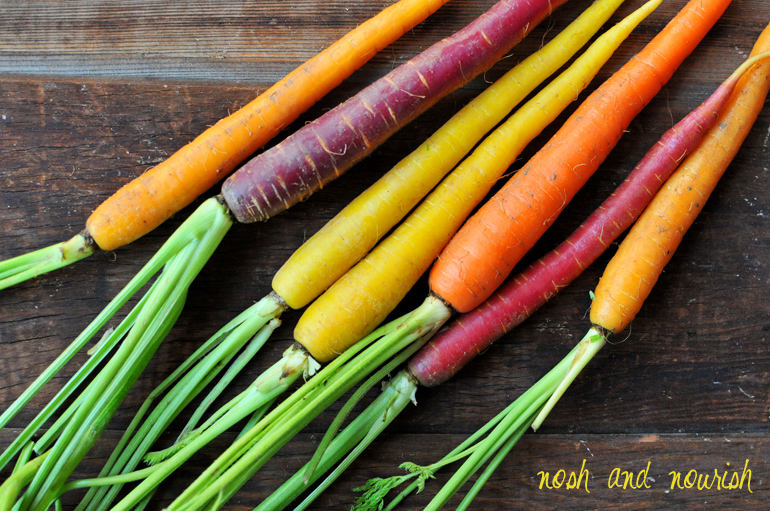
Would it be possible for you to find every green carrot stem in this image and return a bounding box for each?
[61,465,158,492]
[23,243,196,511]
[181,303,282,436]
[302,331,425,485]
[0,197,233,478]
[236,401,273,439]
[0,199,225,435]
[79,311,282,511]
[455,417,532,511]
[0,285,145,470]
[12,442,35,477]
[252,373,416,511]
[423,345,580,511]
[0,233,95,291]
[170,297,450,510]
[0,451,49,511]
[349,341,585,511]
[292,372,418,511]
[104,344,308,511]
[532,327,606,430]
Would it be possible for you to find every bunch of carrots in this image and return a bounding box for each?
[1,0,769,509]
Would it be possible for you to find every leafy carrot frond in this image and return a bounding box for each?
[353,463,434,511]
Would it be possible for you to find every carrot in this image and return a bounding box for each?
[532,25,770,430]
[252,41,770,511]
[0,0,450,290]
[385,30,770,509]
[0,0,566,507]
[275,0,619,309]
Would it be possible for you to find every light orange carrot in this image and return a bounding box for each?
[81,0,449,251]
[591,28,770,334]
[430,0,733,314]
[532,23,770,431]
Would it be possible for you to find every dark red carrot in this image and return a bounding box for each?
[221,0,569,223]
[409,52,763,386]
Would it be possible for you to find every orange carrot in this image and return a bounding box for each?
[85,0,449,252]
[430,0,733,314]
[0,0,450,291]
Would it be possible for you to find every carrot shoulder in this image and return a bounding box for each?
[430,0,734,314]
[84,0,450,251]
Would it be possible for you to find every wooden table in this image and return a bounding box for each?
[1,0,769,509]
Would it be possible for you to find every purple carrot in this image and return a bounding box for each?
[408,55,758,388]
[221,0,569,223]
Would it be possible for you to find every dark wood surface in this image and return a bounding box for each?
[1,0,769,509]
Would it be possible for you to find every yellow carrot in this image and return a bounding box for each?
[272,0,627,310]
[295,0,661,363]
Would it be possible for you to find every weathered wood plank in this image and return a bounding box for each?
[5,430,763,510]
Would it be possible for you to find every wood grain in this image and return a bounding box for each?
[1,0,769,509]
